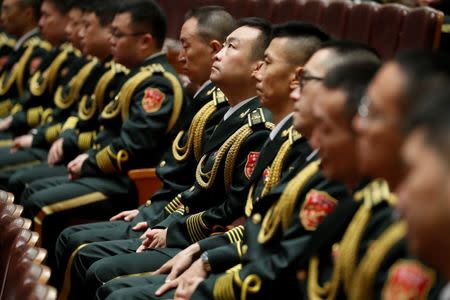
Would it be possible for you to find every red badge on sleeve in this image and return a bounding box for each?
[382,260,434,300]
[29,57,42,74]
[142,88,165,112]
[244,151,260,179]
[300,190,337,231]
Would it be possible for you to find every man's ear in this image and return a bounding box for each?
[141,33,154,51]
[209,39,222,55]
[251,60,264,78]
[290,66,304,89]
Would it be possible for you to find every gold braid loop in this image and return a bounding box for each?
[54,59,98,109]
[0,45,35,96]
[258,160,320,244]
[349,222,407,300]
[240,274,262,300]
[196,125,250,190]
[172,100,216,162]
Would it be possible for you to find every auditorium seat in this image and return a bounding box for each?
[269,0,305,24]
[319,0,352,39]
[342,2,378,44]
[298,0,328,26]
[128,168,163,206]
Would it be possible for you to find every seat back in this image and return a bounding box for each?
[319,0,352,39]
[298,0,328,26]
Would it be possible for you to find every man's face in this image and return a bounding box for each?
[291,49,329,137]
[39,1,68,45]
[79,12,111,59]
[178,17,217,86]
[311,86,359,183]
[255,37,296,111]
[1,0,27,36]
[65,8,83,49]
[110,12,143,68]
[397,129,450,268]
[210,25,260,88]
[353,62,406,185]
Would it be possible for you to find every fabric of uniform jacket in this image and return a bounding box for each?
[76,53,190,186]
[0,30,51,115]
[8,43,84,136]
[192,155,352,300]
[165,116,314,248]
[297,178,445,300]
[152,98,272,234]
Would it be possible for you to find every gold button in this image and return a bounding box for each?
[189,186,195,192]
[145,200,151,207]
[159,160,166,167]
[185,206,190,214]
[255,197,260,202]
[297,270,307,281]
[252,213,261,224]
[242,245,248,255]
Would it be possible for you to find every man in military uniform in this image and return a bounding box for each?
[0,0,118,188]
[13,0,190,278]
[64,17,273,299]
[93,24,352,300]
[297,50,449,300]
[0,0,50,116]
[53,5,236,293]
[5,0,122,197]
[397,79,450,300]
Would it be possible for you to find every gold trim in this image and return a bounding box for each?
[0,139,12,147]
[61,116,79,132]
[0,159,41,172]
[59,243,89,300]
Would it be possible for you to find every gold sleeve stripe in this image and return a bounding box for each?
[41,108,53,124]
[27,106,43,127]
[62,116,79,131]
[44,123,62,143]
[164,194,182,214]
[78,131,96,151]
[236,242,242,258]
[225,225,244,244]
[213,273,236,300]
[11,103,22,114]
[186,212,208,243]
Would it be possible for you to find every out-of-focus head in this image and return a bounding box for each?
[110,0,166,69]
[310,59,380,185]
[353,50,450,189]
[1,0,41,37]
[254,22,327,117]
[397,79,450,279]
[39,0,71,45]
[291,40,378,138]
[179,6,235,86]
[64,0,87,49]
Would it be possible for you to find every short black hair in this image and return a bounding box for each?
[237,17,272,61]
[117,0,166,49]
[43,0,72,14]
[84,0,120,27]
[19,0,41,20]
[393,49,450,114]
[271,21,330,66]
[185,6,236,44]
[404,78,450,164]
[324,59,381,122]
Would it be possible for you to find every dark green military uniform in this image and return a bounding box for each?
[54,82,229,292]
[98,154,352,300]
[296,179,444,300]
[0,29,51,117]
[15,53,189,273]
[0,55,109,186]
[7,60,130,199]
[67,98,272,299]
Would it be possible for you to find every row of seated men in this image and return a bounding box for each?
[0,0,448,299]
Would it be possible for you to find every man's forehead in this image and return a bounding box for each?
[227,26,259,42]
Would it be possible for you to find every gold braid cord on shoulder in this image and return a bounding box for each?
[349,222,406,300]
[0,45,35,96]
[257,160,320,244]
[172,100,216,162]
[196,125,251,191]
[29,47,70,97]
[54,59,98,109]
[244,128,299,217]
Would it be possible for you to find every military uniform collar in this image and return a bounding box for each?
[14,27,39,51]
[193,80,212,99]
[269,113,293,141]
[143,51,166,63]
[223,96,256,121]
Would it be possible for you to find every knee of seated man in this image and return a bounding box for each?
[86,257,123,288]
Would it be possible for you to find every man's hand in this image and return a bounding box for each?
[132,221,148,231]
[0,116,12,131]
[110,209,140,222]
[47,138,64,166]
[67,153,89,180]
[10,134,33,153]
[154,243,201,296]
[136,228,167,252]
[171,259,208,299]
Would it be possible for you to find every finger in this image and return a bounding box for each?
[136,245,144,253]
[149,238,159,249]
[155,280,178,296]
[110,211,126,221]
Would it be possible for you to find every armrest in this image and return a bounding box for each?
[128,168,162,206]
